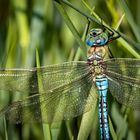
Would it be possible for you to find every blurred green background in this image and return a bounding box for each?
[0,0,140,140]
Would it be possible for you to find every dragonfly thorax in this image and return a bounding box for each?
[95,66,103,74]
[87,47,106,61]
[88,57,106,77]
[94,61,105,75]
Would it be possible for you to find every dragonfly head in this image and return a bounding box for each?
[86,28,109,47]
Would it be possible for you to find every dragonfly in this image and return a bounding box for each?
[0,28,140,140]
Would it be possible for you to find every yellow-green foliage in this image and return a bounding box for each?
[0,0,139,140]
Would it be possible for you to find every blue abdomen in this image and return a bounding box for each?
[96,76,110,140]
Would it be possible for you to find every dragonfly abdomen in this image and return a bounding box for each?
[96,76,110,140]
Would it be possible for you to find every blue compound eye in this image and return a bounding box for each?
[86,28,109,47]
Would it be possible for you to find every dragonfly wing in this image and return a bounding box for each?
[0,69,38,93]
[40,61,92,91]
[105,58,140,78]
[0,61,90,93]
[0,70,98,123]
[105,58,140,110]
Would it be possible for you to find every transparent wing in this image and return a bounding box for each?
[0,70,98,123]
[0,68,38,93]
[40,61,93,92]
[105,58,140,110]
[105,58,140,79]
[0,61,90,93]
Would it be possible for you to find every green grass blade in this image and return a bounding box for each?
[36,48,52,140]
[112,103,128,140]
[77,103,97,140]
[118,37,140,58]
[108,116,117,140]
[137,0,140,26]
[74,23,89,61]
[77,88,98,140]
[118,0,140,42]
[61,0,100,25]
[4,118,8,140]
[118,32,140,53]
[54,1,86,57]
